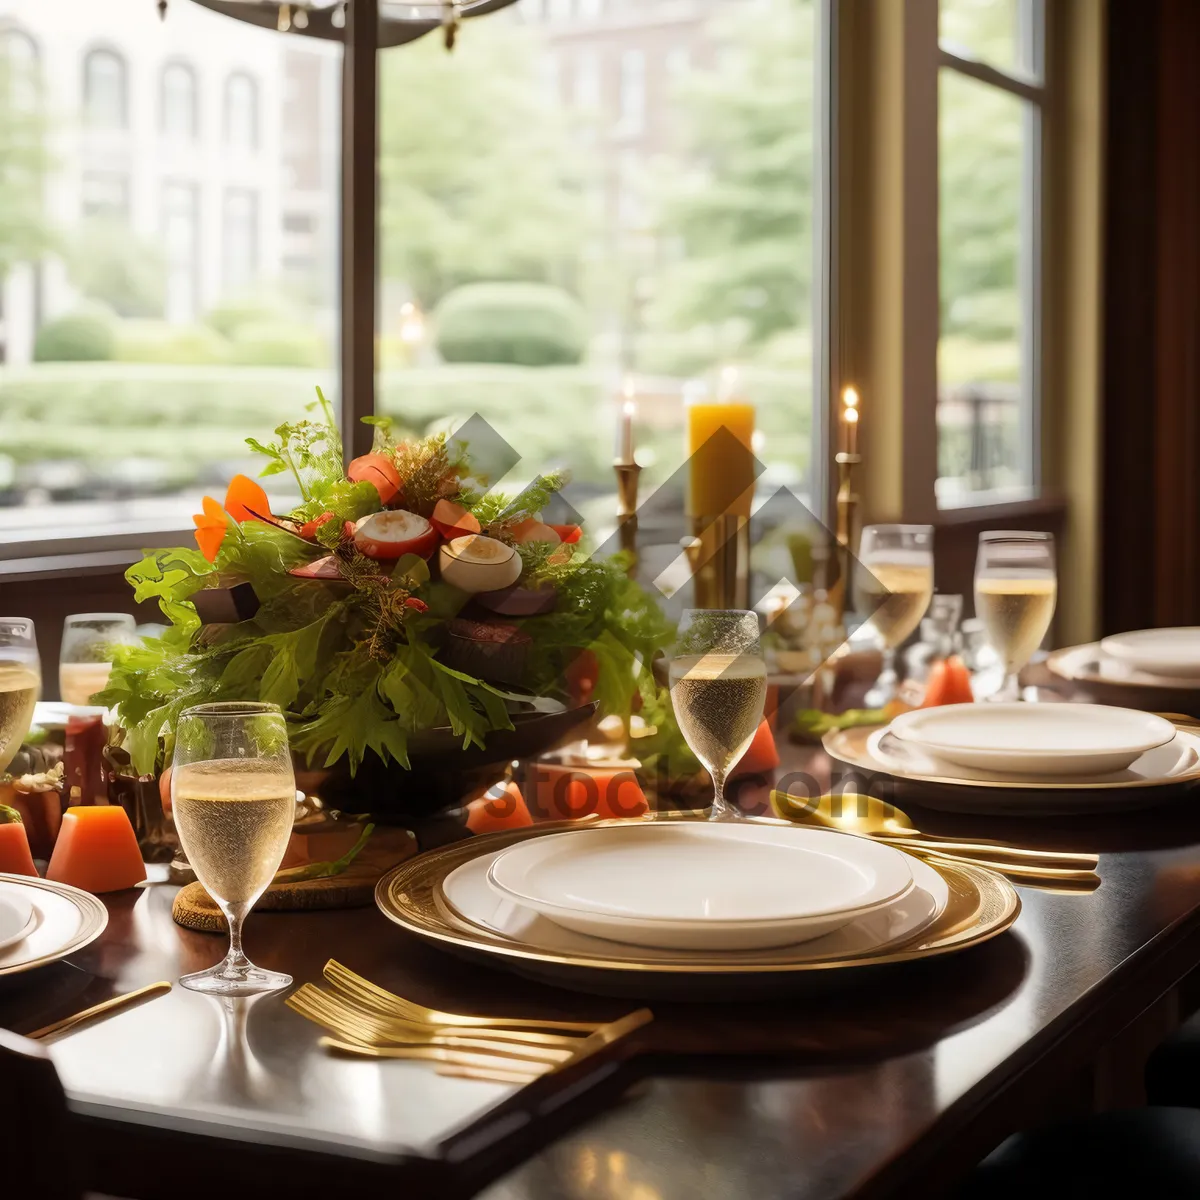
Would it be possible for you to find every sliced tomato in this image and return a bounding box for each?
[352,510,438,560]
[288,555,343,580]
[549,523,582,544]
[298,511,336,540]
[430,499,482,540]
[347,453,402,505]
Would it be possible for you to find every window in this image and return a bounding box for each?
[161,61,198,139]
[162,181,199,323]
[224,70,259,151]
[0,1,340,549]
[222,188,259,295]
[83,47,127,130]
[617,49,646,135]
[936,0,1043,505]
[377,0,822,520]
[81,171,129,219]
[2,27,38,108]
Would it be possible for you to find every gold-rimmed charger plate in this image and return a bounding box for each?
[1049,644,1200,693]
[824,722,1200,815]
[374,820,1020,999]
[0,873,109,977]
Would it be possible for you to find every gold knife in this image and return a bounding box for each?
[29,981,172,1040]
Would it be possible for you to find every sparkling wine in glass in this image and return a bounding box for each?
[974,530,1056,701]
[171,702,296,996]
[0,618,40,778]
[855,524,934,707]
[59,612,138,706]
[668,609,766,821]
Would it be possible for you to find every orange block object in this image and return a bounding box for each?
[732,719,780,776]
[0,818,38,877]
[922,657,975,707]
[466,782,533,835]
[529,762,649,822]
[46,806,145,893]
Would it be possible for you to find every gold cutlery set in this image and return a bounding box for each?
[770,791,1101,890]
[287,959,653,1083]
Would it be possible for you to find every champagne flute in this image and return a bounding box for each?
[974,530,1056,701]
[59,613,137,706]
[668,609,766,821]
[855,524,935,707]
[171,702,296,996]
[0,618,40,777]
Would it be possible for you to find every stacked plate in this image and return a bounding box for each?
[375,820,1020,999]
[0,873,109,977]
[1049,628,1200,696]
[824,702,1200,815]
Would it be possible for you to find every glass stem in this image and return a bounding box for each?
[221,902,252,976]
[710,767,733,821]
[879,646,896,689]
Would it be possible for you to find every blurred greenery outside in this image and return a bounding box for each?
[0,0,1028,514]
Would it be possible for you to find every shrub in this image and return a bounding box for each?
[70,217,167,319]
[204,296,292,340]
[229,322,329,368]
[434,283,588,367]
[32,310,116,362]
[114,321,230,365]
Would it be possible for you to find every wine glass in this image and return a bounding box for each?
[855,525,935,707]
[171,702,296,996]
[59,613,137,707]
[668,609,766,821]
[0,618,40,777]
[974,530,1056,701]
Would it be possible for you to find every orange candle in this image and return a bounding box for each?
[686,369,756,517]
[46,805,145,893]
[528,759,648,822]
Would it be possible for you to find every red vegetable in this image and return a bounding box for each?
[347,453,402,505]
[550,524,582,544]
[352,511,438,560]
[430,499,481,540]
[404,596,428,612]
[922,657,975,706]
[510,518,561,545]
[0,805,38,877]
[298,512,335,540]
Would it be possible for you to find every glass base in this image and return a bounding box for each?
[180,962,292,997]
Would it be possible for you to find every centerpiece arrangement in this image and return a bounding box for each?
[99,393,674,817]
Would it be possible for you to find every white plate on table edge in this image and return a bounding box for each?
[0,873,108,976]
[869,726,1200,787]
[1101,628,1200,679]
[485,822,915,951]
[0,887,35,952]
[888,703,1176,776]
[441,845,947,965]
[1049,643,1200,691]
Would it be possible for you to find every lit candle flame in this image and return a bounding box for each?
[843,385,859,411]
[844,406,859,425]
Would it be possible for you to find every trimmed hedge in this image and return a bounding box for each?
[434,283,588,367]
[33,311,116,362]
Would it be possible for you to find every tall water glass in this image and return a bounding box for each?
[668,609,766,821]
[974,530,1056,701]
[171,702,296,996]
[0,618,40,777]
[59,613,137,706]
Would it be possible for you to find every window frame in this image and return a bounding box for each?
[82,45,128,131]
[223,69,260,151]
[935,0,1047,508]
[160,59,199,140]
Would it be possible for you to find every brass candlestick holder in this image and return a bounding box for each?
[613,459,642,577]
[684,514,751,610]
[831,450,861,620]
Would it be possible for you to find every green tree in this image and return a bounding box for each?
[0,48,52,276]
[70,216,168,318]
[644,0,817,353]
[378,23,590,309]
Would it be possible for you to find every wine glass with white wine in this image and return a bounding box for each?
[855,525,935,707]
[171,702,296,996]
[668,610,766,821]
[974,531,1056,701]
[59,613,137,707]
[0,618,40,778]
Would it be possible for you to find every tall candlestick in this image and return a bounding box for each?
[618,381,636,466]
[840,385,859,455]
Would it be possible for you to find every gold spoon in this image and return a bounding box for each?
[769,791,1099,871]
[29,981,172,1040]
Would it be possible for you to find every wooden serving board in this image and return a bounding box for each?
[173,826,418,933]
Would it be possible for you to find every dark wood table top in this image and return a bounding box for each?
[7,743,1200,1200]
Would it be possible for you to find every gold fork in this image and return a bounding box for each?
[317,1037,552,1077]
[324,960,601,1034]
[288,985,575,1065]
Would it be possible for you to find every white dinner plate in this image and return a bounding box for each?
[888,703,1176,776]
[485,823,915,951]
[870,726,1199,787]
[443,845,946,964]
[0,874,109,976]
[1048,643,1200,690]
[1100,629,1200,680]
[0,886,35,952]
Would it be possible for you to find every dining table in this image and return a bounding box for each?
[7,727,1200,1200]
